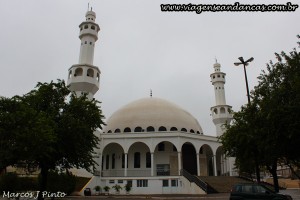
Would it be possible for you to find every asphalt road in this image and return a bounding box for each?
[62,189,300,200]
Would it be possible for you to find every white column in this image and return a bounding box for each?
[196,153,200,176]
[213,155,217,176]
[224,156,227,175]
[124,153,128,177]
[229,157,233,176]
[151,152,154,176]
[178,152,182,175]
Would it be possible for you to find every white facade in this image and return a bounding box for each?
[210,62,233,137]
[68,10,235,195]
[67,9,101,100]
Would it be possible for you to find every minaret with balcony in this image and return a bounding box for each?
[210,62,232,137]
[67,8,101,99]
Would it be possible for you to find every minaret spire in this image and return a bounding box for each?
[67,9,101,100]
[210,62,232,136]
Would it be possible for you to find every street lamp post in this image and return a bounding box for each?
[234,56,261,182]
[234,57,254,104]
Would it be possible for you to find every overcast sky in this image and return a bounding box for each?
[0,0,299,136]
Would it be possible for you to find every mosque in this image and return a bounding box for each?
[68,9,235,195]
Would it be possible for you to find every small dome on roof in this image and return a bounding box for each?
[103,97,203,134]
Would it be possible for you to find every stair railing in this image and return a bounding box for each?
[180,169,208,192]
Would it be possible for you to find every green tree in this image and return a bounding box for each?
[0,97,21,172]
[220,103,264,181]
[0,80,105,199]
[221,36,300,192]
[252,37,300,181]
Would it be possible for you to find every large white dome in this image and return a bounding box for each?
[103,97,203,134]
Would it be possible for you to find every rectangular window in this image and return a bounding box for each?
[109,180,115,184]
[171,179,178,187]
[162,180,169,187]
[146,152,151,168]
[112,153,115,169]
[118,180,123,184]
[122,153,125,168]
[137,180,148,187]
[106,155,109,170]
[134,152,141,168]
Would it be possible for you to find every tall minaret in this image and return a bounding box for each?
[210,61,232,137]
[67,8,101,99]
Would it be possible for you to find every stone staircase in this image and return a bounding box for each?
[198,176,252,193]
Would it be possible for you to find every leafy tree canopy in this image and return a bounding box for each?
[220,36,300,191]
[0,80,105,198]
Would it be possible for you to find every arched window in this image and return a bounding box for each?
[124,127,131,132]
[217,75,220,78]
[170,127,178,131]
[68,70,72,79]
[213,108,218,114]
[114,129,120,133]
[91,25,95,30]
[74,68,83,76]
[146,152,151,168]
[112,154,115,169]
[97,73,100,82]
[220,107,225,114]
[84,25,88,29]
[190,129,195,133]
[134,126,142,132]
[107,130,112,133]
[134,152,140,168]
[147,126,155,132]
[106,155,109,169]
[158,142,165,151]
[87,68,94,77]
[159,126,167,131]
[196,131,200,134]
[181,128,187,132]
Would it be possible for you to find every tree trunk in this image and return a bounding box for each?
[268,161,279,193]
[38,165,49,200]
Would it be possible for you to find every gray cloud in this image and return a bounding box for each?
[1,0,299,135]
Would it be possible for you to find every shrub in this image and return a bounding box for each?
[112,184,122,192]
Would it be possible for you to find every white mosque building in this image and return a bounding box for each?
[68,9,235,195]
